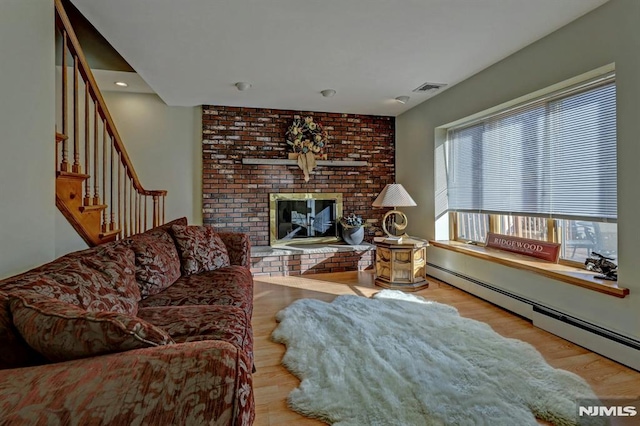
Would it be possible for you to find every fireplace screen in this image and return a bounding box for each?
[270,193,343,245]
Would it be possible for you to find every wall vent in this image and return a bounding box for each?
[412,82,447,93]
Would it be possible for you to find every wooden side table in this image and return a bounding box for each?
[374,239,428,292]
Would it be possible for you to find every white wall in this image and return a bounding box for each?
[397,0,640,340]
[100,91,202,225]
[54,211,88,257]
[0,0,56,279]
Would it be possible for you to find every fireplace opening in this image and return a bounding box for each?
[270,193,343,246]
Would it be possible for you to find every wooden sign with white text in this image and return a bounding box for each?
[485,233,560,263]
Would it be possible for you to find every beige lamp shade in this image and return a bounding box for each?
[372,184,417,239]
[372,184,417,208]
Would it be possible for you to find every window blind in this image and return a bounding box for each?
[445,77,616,222]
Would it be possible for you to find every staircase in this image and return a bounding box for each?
[54,0,166,246]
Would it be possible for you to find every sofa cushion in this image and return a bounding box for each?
[127,228,181,298]
[139,266,253,318]
[10,293,174,362]
[62,243,141,313]
[0,291,46,369]
[0,340,255,426]
[137,305,253,366]
[170,225,230,276]
[217,232,251,268]
[155,216,187,233]
[1,243,140,315]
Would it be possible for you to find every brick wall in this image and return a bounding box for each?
[202,106,395,247]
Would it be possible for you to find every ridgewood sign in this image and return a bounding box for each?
[485,232,560,262]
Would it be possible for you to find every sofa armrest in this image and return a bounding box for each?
[0,341,254,425]
[218,232,251,268]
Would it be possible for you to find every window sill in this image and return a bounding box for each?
[428,240,629,298]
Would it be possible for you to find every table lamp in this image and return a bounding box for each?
[372,183,417,241]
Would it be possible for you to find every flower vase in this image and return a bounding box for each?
[342,226,365,245]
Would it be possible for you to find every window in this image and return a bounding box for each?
[456,212,489,243]
[495,215,549,242]
[440,69,617,265]
[558,219,617,262]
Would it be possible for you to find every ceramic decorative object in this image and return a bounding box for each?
[342,226,365,245]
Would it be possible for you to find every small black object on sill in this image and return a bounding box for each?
[585,251,618,281]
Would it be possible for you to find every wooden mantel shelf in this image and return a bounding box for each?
[241,158,368,167]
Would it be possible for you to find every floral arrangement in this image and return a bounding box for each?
[339,213,368,229]
[286,116,328,155]
[285,115,329,182]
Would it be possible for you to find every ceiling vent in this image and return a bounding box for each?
[412,82,447,93]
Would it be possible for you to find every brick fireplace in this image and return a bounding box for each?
[201,105,395,275]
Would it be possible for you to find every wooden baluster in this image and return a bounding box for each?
[93,103,100,205]
[138,192,142,233]
[144,195,148,231]
[110,140,115,231]
[83,84,90,204]
[136,190,138,234]
[135,191,139,234]
[72,55,80,173]
[123,166,128,237]
[162,195,165,225]
[55,130,59,172]
[60,32,69,172]
[139,192,142,234]
[130,180,134,236]
[117,153,122,237]
[152,195,159,228]
[132,184,136,235]
[102,124,107,232]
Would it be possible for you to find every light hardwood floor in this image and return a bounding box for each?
[251,271,640,425]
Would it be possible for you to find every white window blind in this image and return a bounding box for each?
[445,75,616,222]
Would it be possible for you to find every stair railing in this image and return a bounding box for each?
[54,0,166,243]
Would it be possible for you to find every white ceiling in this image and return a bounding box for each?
[72,0,608,116]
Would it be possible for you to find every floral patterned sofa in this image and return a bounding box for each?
[0,218,255,425]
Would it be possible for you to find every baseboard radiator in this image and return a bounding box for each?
[427,263,640,371]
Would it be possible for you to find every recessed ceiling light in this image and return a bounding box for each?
[395,96,410,104]
[321,89,336,97]
[235,82,251,91]
[114,81,128,87]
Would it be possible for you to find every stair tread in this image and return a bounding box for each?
[57,171,90,180]
[55,132,68,142]
[79,204,107,212]
[99,229,121,239]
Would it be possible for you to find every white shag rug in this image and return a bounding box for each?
[271,290,602,426]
